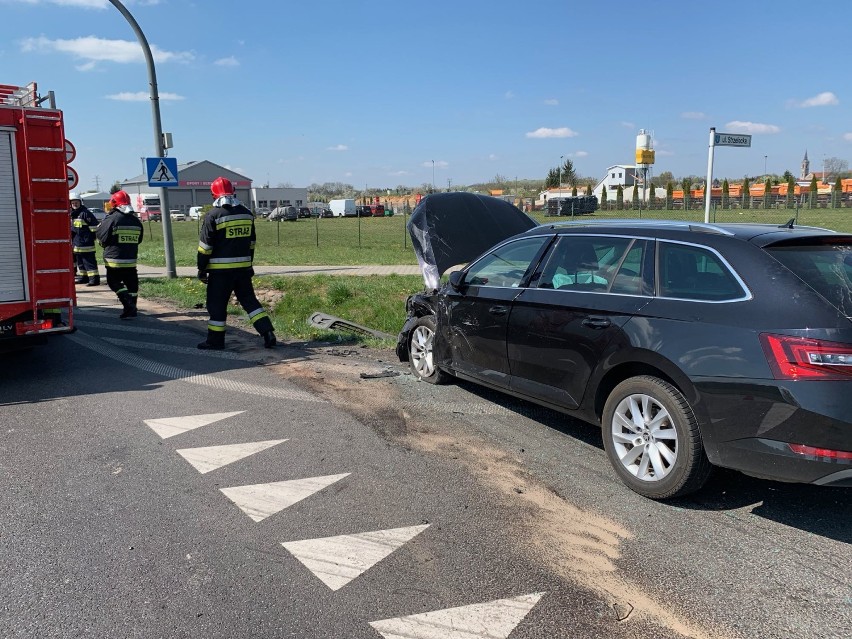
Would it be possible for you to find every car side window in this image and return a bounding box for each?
[537,235,632,292]
[658,242,745,301]
[465,237,547,288]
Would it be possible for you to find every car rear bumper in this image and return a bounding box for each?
[697,378,852,486]
[715,437,852,486]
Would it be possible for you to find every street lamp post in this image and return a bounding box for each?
[108,0,176,278]
[764,155,767,176]
[431,160,435,192]
[558,155,563,216]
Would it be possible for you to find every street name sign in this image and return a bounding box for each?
[714,133,752,147]
[146,157,179,187]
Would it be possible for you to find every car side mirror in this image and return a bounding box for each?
[448,270,466,291]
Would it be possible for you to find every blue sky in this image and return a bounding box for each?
[3,0,851,193]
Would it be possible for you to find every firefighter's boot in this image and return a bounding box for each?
[197,330,225,351]
[263,331,277,349]
[75,275,89,285]
[118,293,136,320]
[86,275,100,287]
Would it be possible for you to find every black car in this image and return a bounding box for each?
[397,193,852,499]
[298,207,311,218]
[357,205,372,217]
[269,206,298,221]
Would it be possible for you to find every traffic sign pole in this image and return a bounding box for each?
[705,127,716,223]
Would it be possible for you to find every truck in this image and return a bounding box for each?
[329,198,355,217]
[0,82,76,351]
[126,191,161,221]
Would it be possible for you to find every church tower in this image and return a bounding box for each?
[801,151,810,180]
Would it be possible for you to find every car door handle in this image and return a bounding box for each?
[489,306,508,316]
[582,316,611,329]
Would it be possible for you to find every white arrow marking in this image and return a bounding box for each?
[369,592,546,639]
[144,411,244,439]
[176,439,287,474]
[220,474,350,522]
[282,524,429,591]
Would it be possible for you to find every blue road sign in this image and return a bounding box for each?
[146,157,179,187]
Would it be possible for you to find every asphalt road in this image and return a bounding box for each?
[1,288,849,639]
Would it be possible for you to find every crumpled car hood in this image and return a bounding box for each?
[407,192,538,289]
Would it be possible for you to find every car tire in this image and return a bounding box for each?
[602,375,712,500]
[408,315,448,384]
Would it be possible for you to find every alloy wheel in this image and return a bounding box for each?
[610,393,679,482]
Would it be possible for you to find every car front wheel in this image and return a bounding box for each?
[602,375,711,499]
[408,315,448,384]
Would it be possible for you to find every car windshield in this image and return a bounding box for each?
[767,239,852,316]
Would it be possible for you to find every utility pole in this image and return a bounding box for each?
[108,0,176,278]
[93,175,101,191]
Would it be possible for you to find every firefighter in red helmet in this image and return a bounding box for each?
[196,177,276,349]
[96,190,144,319]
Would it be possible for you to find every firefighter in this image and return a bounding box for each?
[69,192,100,285]
[96,190,144,319]
[197,177,276,350]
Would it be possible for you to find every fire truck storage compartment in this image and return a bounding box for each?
[0,127,27,303]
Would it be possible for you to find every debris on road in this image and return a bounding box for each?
[309,311,394,340]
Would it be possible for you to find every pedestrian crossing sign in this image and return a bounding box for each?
[146,157,179,187]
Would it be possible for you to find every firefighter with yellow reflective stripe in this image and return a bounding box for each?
[96,190,144,319]
[196,177,276,350]
[70,192,100,286]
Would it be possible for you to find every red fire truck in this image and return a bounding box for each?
[0,82,76,351]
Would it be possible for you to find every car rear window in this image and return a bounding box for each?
[658,242,746,301]
[766,239,852,314]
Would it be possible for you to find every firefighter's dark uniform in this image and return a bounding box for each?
[96,209,144,318]
[197,203,274,348]
[71,204,100,285]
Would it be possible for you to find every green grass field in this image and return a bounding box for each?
[135,205,852,344]
[136,206,852,268]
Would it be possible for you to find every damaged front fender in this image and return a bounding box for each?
[395,292,439,362]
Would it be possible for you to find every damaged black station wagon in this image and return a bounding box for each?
[397,193,852,499]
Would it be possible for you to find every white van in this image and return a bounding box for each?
[329,198,355,217]
[188,206,204,220]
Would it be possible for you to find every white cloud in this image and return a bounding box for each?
[544,98,558,106]
[574,151,589,157]
[725,121,781,134]
[422,160,448,168]
[488,154,498,160]
[7,0,108,7]
[504,90,515,99]
[214,56,239,67]
[844,133,852,142]
[105,91,184,101]
[344,172,353,177]
[389,170,410,176]
[792,91,839,108]
[525,127,578,139]
[681,111,706,120]
[620,121,635,129]
[657,149,676,157]
[20,36,194,66]
[326,144,348,151]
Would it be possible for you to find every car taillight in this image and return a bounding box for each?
[788,443,852,460]
[759,333,852,380]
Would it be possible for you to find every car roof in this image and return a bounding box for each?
[524,218,848,245]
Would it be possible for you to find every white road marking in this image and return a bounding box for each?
[281,524,429,591]
[144,411,244,439]
[176,439,287,474]
[76,320,189,337]
[220,474,350,522]
[67,332,323,403]
[104,336,256,361]
[369,592,546,639]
